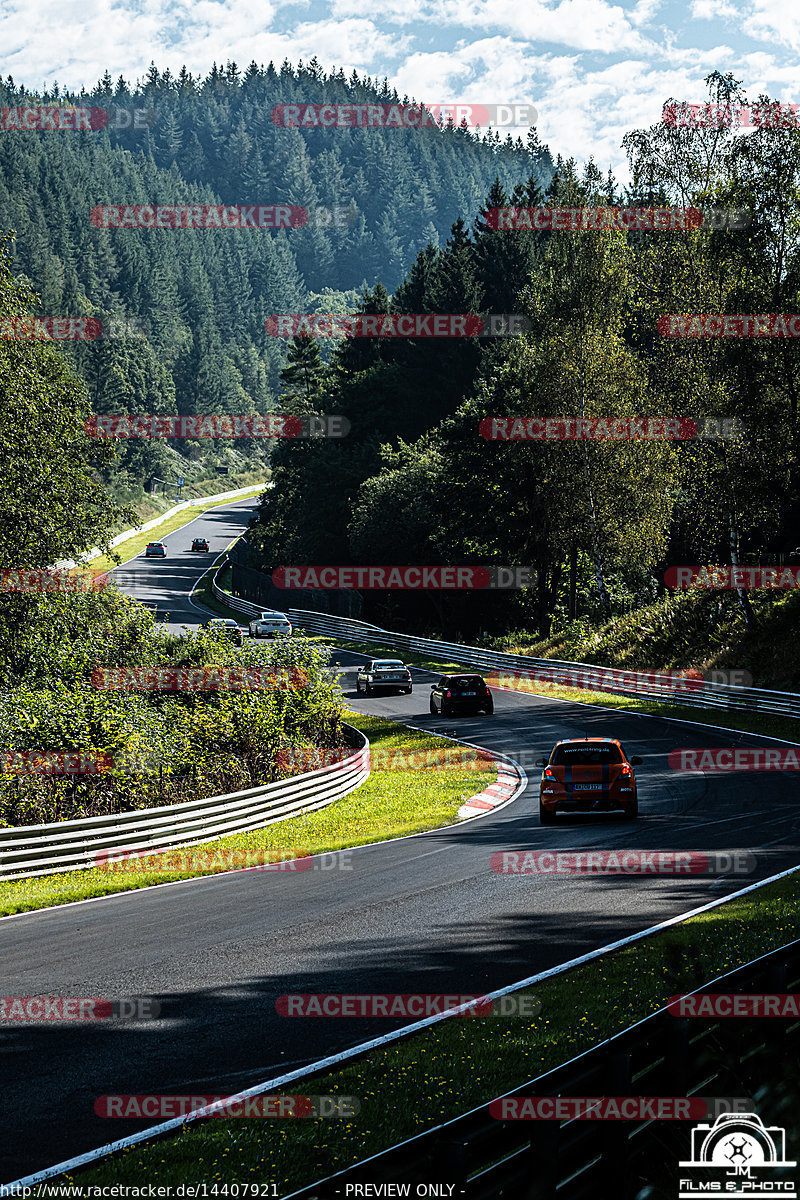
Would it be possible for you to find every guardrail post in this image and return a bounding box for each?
[666,1016,690,1093]
[526,1120,559,1199]
[597,1051,632,1196]
[441,1136,469,1192]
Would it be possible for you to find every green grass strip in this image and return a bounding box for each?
[0,714,497,917]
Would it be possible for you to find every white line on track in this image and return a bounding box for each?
[9,859,800,1189]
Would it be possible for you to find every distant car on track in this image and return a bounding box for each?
[248,611,293,639]
[203,617,243,646]
[429,673,493,716]
[145,542,167,558]
[536,737,642,824]
[190,538,209,552]
[356,658,413,695]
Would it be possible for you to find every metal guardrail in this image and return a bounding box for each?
[0,726,369,882]
[287,940,800,1200]
[12,865,798,1190]
[211,567,800,719]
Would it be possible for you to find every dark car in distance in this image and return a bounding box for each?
[429,674,494,716]
[202,617,243,646]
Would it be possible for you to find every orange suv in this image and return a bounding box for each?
[536,737,641,824]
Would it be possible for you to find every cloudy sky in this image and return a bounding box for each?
[1,0,797,178]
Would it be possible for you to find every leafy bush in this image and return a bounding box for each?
[0,599,345,825]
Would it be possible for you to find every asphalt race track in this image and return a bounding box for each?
[2,499,798,1180]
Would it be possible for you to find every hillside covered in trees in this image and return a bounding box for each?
[247,73,800,640]
[0,60,552,501]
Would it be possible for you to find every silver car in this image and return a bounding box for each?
[356,659,413,696]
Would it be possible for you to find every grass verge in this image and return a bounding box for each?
[63,870,799,1191]
[190,560,247,621]
[0,714,497,917]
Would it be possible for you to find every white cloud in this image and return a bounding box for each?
[630,0,662,26]
[743,0,800,50]
[690,0,740,19]
[4,0,800,187]
[334,0,659,54]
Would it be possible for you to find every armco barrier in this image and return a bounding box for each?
[285,940,800,1200]
[0,726,368,882]
[211,568,800,720]
[12,873,799,1190]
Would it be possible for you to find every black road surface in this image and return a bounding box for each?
[2,500,798,1180]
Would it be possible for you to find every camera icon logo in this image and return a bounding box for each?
[680,1112,796,1185]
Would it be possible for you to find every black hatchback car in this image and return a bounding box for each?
[429,674,494,716]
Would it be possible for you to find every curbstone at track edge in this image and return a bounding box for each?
[458,763,521,817]
[393,721,527,822]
